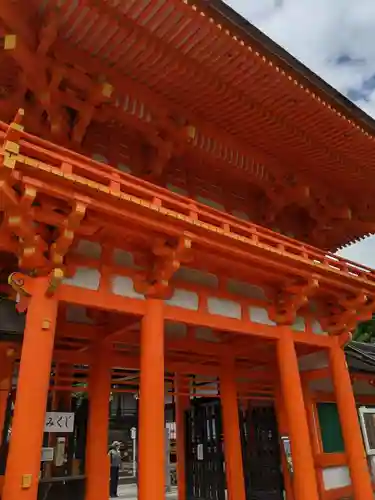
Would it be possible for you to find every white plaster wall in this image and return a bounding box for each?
[249,306,276,325]
[207,297,241,319]
[166,289,199,310]
[63,267,101,290]
[111,276,144,300]
[322,466,351,490]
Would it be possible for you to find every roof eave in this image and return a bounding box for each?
[194,0,375,137]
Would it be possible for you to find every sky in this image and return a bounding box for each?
[224,0,375,268]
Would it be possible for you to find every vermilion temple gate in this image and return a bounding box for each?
[0,113,374,500]
[1,0,375,498]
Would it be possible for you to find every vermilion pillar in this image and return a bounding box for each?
[329,340,373,500]
[85,342,111,500]
[220,358,246,500]
[138,299,165,500]
[277,330,320,500]
[175,374,190,500]
[2,277,58,500]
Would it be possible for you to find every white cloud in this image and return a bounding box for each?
[224,0,375,267]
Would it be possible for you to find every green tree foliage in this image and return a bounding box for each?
[353,314,375,343]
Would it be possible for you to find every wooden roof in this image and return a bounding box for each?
[199,0,375,136]
[1,0,375,249]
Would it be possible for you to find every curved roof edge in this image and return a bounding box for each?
[346,341,375,374]
[194,0,375,138]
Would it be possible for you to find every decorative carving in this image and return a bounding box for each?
[8,271,32,312]
[269,275,319,325]
[8,272,32,297]
[134,234,192,298]
[8,268,64,312]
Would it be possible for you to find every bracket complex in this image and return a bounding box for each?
[322,292,375,336]
[269,275,319,325]
[1,110,87,288]
[134,234,192,298]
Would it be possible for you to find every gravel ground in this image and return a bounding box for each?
[113,484,178,499]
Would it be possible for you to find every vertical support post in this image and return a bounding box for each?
[138,299,165,500]
[301,380,320,458]
[2,277,58,500]
[274,385,294,500]
[175,374,190,500]
[277,330,319,500]
[302,379,325,495]
[220,358,246,500]
[85,343,111,500]
[329,339,373,500]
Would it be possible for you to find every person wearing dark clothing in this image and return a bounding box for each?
[109,441,122,498]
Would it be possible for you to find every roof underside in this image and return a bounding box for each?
[199,0,375,137]
[1,0,375,250]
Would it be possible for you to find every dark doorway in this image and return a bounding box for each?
[240,404,284,500]
[185,398,226,500]
[185,399,284,500]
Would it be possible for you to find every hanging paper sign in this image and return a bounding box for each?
[281,435,293,477]
[44,412,75,433]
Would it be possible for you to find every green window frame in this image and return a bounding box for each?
[316,402,345,453]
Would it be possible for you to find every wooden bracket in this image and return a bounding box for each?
[45,268,65,297]
[322,292,375,336]
[134,234,192,298]
[269,275,319,324]
[0,109,24,180]
[5,184,48,268]
[145,122,195,178]
[50,200,87,265]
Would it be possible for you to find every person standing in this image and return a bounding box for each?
[109,441,122,498]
